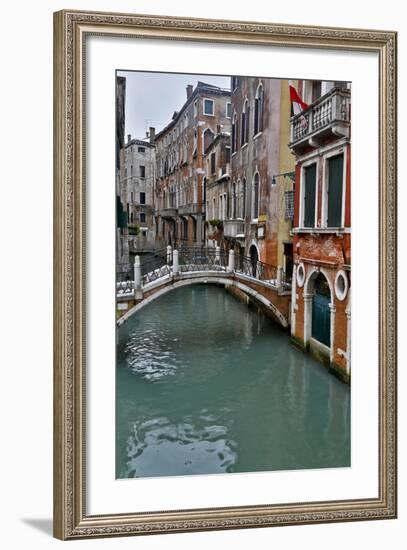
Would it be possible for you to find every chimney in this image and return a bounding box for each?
[149,126,156,144]
[127,134,131,143]
[186,84,193,99]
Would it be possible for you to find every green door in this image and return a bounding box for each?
[312,293,331,347]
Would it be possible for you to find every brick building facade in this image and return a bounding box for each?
[154,82,231,248]
[289,80,351,381]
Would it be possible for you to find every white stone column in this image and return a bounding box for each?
[227,249,235,272]
[303,293,313,345]
[277,266,283,287]
[166,245,172,265]
[291,265,297,336]
[172,249,179,275]
[215,245,220,264]
[329,302,336,363]
[134,255,143,300]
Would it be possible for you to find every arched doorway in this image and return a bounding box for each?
[311,273,331,346]
[249,244,259,277]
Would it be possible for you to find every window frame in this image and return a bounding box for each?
[203,97,215,117]
[321,147,347,229]
[299,157,319,229]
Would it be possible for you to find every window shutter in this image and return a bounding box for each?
[327,154,344,227]
[303,163,317,227]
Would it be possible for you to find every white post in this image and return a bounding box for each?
[172,249,179,275]
[166,245,172,265]
[227,249,235,272]
[215,245,220,263]
[134,255,143,300]
[277,266,283,287]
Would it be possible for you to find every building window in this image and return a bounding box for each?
[303,163,317,227]
[140,192,146,205]
[225,146,231,165]
[312,81,322,102]
[241,99,249,146]
[130,165,133,176]
[252,173,260,220]
[326,153,344,227]
[203,98,214,116]
[203,128,214,152]
[240,178,246,219]
[138,147,145,153]
[254,84,264,135]
[231,76,239,91]
[131,192,133,203]
[226,102,232,118]
[232,113,238,153]
[139,165,146,178]
[210,152,216,175]
[232,181,237,218]
[140,212,146,223]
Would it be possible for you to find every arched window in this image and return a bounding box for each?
[252,173,260,219]
[254,84,264,135]
[232,181,237,218]
[232,112,238,153]
[241,178,246,218]
[203,128,214,152]
[241,99,249,146]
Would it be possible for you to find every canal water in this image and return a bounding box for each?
[116,285,350,479]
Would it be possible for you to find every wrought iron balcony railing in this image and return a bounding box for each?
[290,87,350,151]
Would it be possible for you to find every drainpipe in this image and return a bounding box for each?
[291,264,297,336]
[329,302,336,363]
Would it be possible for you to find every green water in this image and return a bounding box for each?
[116,285,350,478]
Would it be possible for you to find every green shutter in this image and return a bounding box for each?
[303,163,316,227]
[327,154,344,227]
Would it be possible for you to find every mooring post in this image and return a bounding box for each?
[227,249,235,272]
[166,245,172,265]
[172,249,179,275]
[134,255,143,300]
[277,266,283,287]
[215,244,220,264]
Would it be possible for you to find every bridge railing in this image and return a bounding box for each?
[237,255,278,284]
[178,247,228,272]
[116,245,292,299]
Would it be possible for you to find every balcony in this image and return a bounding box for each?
[160,207,177,218]
[289,87,350,153]
[223,219,245,240]
[178,203,201,216]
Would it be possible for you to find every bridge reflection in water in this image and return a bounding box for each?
[116,285,350,479]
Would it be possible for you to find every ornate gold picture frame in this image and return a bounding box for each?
[53,9,397,540]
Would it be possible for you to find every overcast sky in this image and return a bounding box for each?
[117,71,231,141]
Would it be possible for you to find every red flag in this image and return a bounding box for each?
[289,85,309,115]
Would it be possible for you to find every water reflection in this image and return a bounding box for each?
[116,285,350,478]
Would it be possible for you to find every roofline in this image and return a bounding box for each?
[154,82,231,140]
[124,139,155,149]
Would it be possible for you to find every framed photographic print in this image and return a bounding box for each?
[53,9,397,540]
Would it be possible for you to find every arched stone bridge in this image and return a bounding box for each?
[117,247,292,328]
